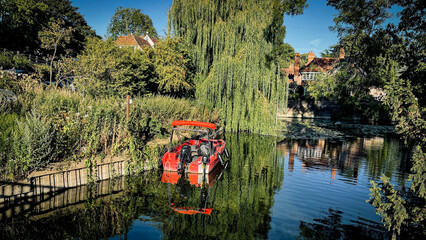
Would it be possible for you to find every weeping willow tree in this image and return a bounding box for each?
[169,0,307,134]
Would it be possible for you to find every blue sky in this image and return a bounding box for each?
[72,0,339,57]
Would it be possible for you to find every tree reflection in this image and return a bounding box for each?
[0,135,410,239]
[160,133,284,239]
[0,133,284,239]
[299,208,390,240]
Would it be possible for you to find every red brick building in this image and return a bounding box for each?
[285,49,345,94]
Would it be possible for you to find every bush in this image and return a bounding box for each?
[11,110,59,177]
[0,52,14,69]
[0,51,33,70]
[12,55,32,70]
[0,113,21,173]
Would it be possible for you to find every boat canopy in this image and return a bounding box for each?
[172,121,217,130]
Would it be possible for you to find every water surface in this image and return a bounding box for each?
[0,133,410,239]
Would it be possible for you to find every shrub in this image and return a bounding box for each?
[0,52,14,69]
[11,110,59,177]
[0,51,33,70]
[12,55,32,70]
[0,113,21,173]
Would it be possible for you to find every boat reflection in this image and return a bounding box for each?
[161,162,228,215]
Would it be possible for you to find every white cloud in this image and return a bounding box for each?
[309,38,322,47]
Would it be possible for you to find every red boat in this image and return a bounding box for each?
[162,120,229,174]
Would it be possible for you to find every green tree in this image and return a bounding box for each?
[147,37,194,97]
[169,0,307,134]
[299,52,309,67]
[73,38,154,97]
[39,18,73,85]
[320,44,341,58]
[276,42,296,68]
[326,0,426,237]
[0,0,97,54]
[107,7,157,39]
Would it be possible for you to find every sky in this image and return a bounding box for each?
[72,0,339,57]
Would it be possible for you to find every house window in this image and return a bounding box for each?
[302,72,319,80]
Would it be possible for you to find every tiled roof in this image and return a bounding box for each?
[299,57,339,73]
[115,34,158,48]
[116,35,138,46]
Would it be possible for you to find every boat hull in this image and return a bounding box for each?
[162,139,226,174]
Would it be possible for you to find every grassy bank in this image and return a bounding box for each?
[0,78,220,181]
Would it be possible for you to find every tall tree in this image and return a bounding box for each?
[320,44,341,57]
[0,0,97,54]
[107,7,157,39]
[39,18,73,84]
[169,0,307,134]
[326,0,426,238]
[147,37,195,97]
[73,38,153,97]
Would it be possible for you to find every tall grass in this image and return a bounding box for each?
[0,86,221,180]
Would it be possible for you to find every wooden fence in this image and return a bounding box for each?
[1,48,50,65]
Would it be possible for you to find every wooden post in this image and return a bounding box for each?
[126,95,130,120]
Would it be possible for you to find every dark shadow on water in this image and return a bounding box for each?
[299,208,391,240]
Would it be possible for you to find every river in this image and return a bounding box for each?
[0,132,411,239]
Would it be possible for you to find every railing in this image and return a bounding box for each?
[1,48,50,65]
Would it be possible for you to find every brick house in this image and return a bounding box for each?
[284,49,345,95]
[115,34,159,50]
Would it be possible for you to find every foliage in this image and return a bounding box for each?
[327,0,425,237]
[0,113,20,175]
[73,37,196,98]
[0,51,33,70]
[298,52,309,67]
[169,0,307,134]
[0,0,97,55]
[0,85,220,180]
[280,42,296,68]
[269,0,307,68]
[107,7,157,39]
[147,37,195,97]
[73,38,154,97]
[39,18,74,84]
[320,44,341,58]
[11,110,59,177]
[306,64,390,124]
[373,64,426,239]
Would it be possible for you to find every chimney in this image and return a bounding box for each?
[339,48,345,59]
[308,51,315,64]
[294,53,300,76]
